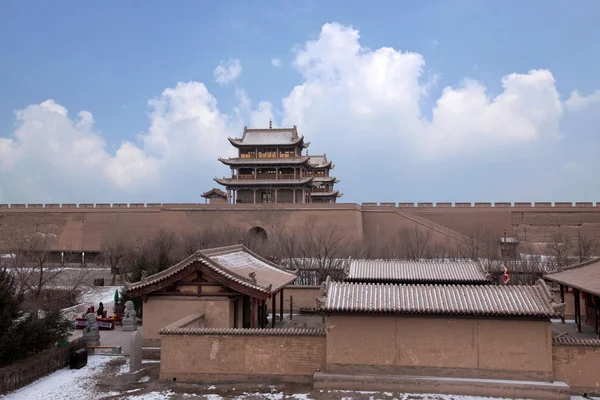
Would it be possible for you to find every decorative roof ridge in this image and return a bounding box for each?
[125,251,201,290]
[159,327,326,336]
[552,336,600,347]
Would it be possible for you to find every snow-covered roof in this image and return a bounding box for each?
[125,245,296,298]
[346,259,490,284]
[319,278,560,318]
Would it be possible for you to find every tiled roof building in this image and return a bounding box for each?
[344,258,490,284]
[215,125,342,203]
[318,278,561,318]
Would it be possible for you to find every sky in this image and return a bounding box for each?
[1,1,599,204]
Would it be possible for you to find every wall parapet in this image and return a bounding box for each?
[1,202,600,209]
[159,326,325,336]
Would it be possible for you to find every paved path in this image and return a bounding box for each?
[71,325,143,355]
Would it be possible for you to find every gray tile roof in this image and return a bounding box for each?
[159,327,325,336]
[319,279,559,318]
[552,336,600,347]
[229,127,308,146]
[218,156,310,166]
[125,244,297,296]
[346,259,490,284]
[544,259,600,297]
[215,177,314,186]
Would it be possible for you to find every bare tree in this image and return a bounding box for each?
[545,232,573,267]
[0,227,74,311]
[458,226,500,266]
[572,229,598,263]
[398,227,432,260]
[100,231,130,285]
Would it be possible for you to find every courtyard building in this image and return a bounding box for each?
[125,244,296,345]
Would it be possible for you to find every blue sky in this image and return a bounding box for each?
[1,1,599,204]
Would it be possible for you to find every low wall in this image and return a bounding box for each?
[326,315,554,382]
[553,337,600,395]
[159,326,326,384]
[143,296,232,345]
[267,286,320,313]
[0,339,85,395]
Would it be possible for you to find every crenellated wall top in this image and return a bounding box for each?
[0,201,599,210]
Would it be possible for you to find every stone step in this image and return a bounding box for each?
[142,346,161,360]
[313,372,571,400]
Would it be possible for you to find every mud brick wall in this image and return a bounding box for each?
[160,331,326,383]
[553,344,600,394]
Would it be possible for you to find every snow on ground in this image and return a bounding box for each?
[0,356,113,400]
[79,285,122,307]
[1,354,596,400]
[62,285,123,320]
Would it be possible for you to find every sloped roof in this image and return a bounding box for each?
[201,188,228,198]
[125,244,296,299]
[319,278,560,318]
[544,258,600,297]
[214,177,314,186]
[345,259,490,284]
[308,154,332,168]
[228,126,309,148]
[218,156,310,166]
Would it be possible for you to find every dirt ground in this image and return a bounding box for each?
[94,358,454,400]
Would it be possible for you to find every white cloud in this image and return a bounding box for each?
[0,22,598,203]
[282,23,563,159]
[0,82,239,202]
[213,58,242,85]
[565,90,600,111]
[271,58,282,68]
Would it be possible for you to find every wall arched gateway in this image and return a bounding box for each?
[243,226,268,251]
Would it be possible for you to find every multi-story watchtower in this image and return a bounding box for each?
[215,125,342,203]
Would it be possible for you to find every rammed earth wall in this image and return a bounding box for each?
[325,315,554,381]
[3,202,600,252]
[552,338,600,395]
[159,328,326,383]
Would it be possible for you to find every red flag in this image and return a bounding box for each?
[503,265,510,284]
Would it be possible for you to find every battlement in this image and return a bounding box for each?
[0,201,598,210]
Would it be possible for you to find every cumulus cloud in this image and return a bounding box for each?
[0,82,238,203]
[0,22,598,203]
[565,90,600,111]
[282,23,563,159]
[271,58,282,68]
[213,58,242,85]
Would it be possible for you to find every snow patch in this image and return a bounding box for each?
[0,355,113,400]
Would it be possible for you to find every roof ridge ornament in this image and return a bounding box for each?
[269,119,272,129]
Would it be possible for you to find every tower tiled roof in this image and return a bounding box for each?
[228,126,310,148]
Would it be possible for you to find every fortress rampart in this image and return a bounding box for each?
[1,202,599,252]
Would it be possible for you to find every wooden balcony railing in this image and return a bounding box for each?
[312,187,331,193]
[233,174,298,180]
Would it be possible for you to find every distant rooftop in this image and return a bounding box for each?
[345,259,490,284]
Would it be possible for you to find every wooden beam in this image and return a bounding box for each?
[150,292,240,298]
[272,292,276,328]
[280,288,284,322]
